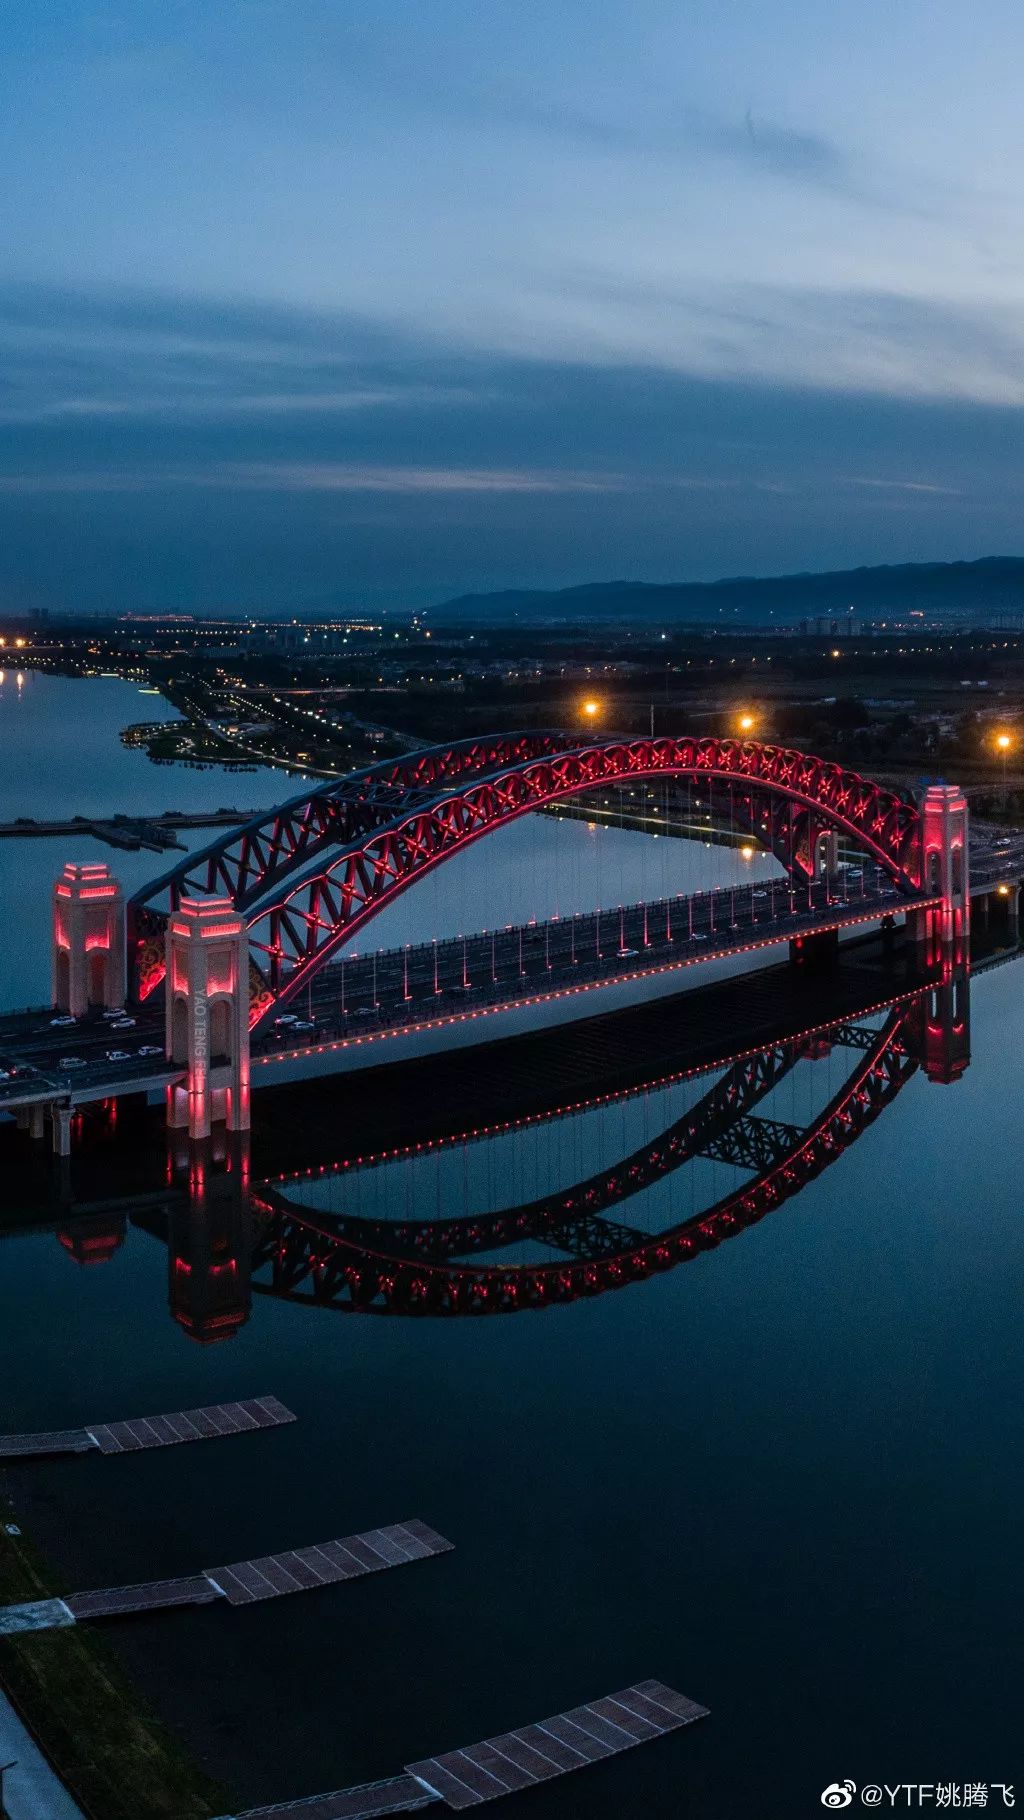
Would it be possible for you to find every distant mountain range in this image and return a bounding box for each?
[434,557,1024,625]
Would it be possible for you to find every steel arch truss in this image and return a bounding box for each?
[128,730,578,998]
[250,1004,916,1315]
[235,737,921,1026]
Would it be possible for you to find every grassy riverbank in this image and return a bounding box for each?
[0,1512,231,1820]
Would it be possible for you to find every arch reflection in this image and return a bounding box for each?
[233,966,969,1325]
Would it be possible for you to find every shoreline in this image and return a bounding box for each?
[0,1497,232,1820]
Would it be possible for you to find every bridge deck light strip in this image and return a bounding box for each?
[0,1396,295,1461]
[253,896,943,1074]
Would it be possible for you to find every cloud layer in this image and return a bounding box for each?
[1,2,1024,608]
[0,285,1022,612]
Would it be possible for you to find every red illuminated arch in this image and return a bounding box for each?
[128,732,924,1025]
[244,736,921,1025]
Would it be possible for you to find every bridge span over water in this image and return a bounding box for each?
[5,954,981,1341]
[1,731,1015,1153]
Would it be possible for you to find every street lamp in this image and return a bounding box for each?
[581,698,601,723]
[995,730,1013,800]
[737,711,756,735]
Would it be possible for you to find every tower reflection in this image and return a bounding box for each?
[165,1131,253,1343]
[245,963,972,1325]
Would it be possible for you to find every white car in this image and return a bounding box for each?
[138,1045,163,1058]
[110,1018,136,1030]
[50,1015,76,1028]
[106,1049,132,1062]
[59,1055,86,1069]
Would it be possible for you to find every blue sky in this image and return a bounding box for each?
[1,0,1022,611]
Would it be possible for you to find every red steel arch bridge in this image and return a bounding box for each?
[127,730,966,1033]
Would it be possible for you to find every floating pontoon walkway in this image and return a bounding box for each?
[212,1682,707,1819]
[0,1395,295,1460]
[406,1682,708,1808]
[0,1520,451,1635]
[218,1778,436,1820]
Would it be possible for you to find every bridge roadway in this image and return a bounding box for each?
[0,872,909,1109]
[1,836,1020,1127]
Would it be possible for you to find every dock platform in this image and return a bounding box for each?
[0,1395,295,1460]
[212,1682,707,1818]
[405,1681,708,1808]
[0,1520,452,1635]
[208,1519,451,1606]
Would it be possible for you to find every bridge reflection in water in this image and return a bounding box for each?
[77,956,971,1342]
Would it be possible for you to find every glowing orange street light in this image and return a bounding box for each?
[737,712,756,734]
[994,730,1014,798]
[581,698,601,721]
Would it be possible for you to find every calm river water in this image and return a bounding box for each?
[0,673,1020,1819]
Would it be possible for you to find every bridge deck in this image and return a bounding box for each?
[405,1682,709,1809]
[0,1395,295,1460]
[0,872,971,1119]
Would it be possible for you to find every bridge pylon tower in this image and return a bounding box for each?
[52,862,126,1017]
[165,895,251,1141]
[915,783,970,958]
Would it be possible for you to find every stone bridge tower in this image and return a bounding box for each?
[52,862,126,1017]
[916,782,970,956]
[165,895,250,1140]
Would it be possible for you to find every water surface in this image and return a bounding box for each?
[1,674,1019,1817]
